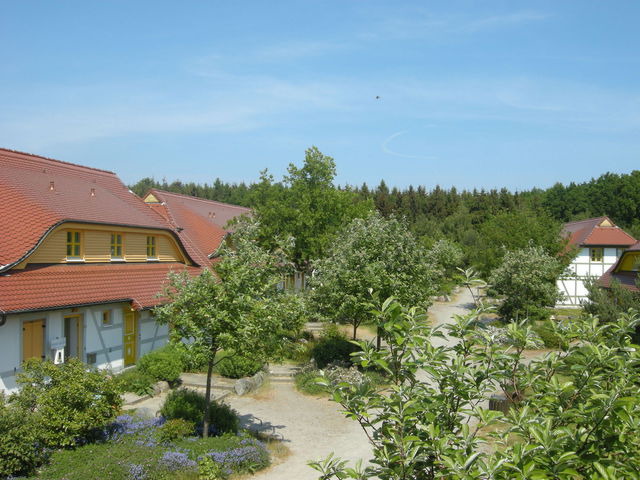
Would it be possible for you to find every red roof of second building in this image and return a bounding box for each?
[0,263,200,313]
[0,148,175,269]
[146,189,251,262]
[562,216,636,247]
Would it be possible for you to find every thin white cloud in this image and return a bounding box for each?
[254,41,345,61]
[381,129,438,161]
[366,9,550,39]
[461,12,550,33]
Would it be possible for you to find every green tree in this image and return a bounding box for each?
[583,277,640,342]
[471,209,566,276]
[154,222,303,437]
[311,298,640,479]
[489,245,564,321]
[252,147,373,271]
[309,212,439,339]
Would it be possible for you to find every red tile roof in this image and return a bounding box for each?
[599,268,639,292]
[0,263,200,313]
[0,148,179,270]
[562,216,636,247]
[145,189,251,262]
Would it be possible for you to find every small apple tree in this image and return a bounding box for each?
[154,222,302,437]
[311,298,640,479]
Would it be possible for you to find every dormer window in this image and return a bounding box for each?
[66,231,82,259]
[110,233,123,259]
[146,236,157,259]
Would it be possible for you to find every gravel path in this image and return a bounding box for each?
[226,382,372,480]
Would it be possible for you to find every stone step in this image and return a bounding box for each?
[181,380,236,391]
[269,377,295,384]
[269,366,301,374]
[304,322,324,331]
[184,385,232,402]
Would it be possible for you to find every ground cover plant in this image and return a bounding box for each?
[28,414,270,480]
[311,297,640,479]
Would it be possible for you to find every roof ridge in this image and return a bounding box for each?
[564,216,607,226]
[150,188,250,210]
[0,147,115,176]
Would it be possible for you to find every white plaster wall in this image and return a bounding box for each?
[576,264,591,276]
[0,317,22,392]
[139,311,168,357]
[0,303,169,393]
[604,247,618,264]
[557,246,625,307]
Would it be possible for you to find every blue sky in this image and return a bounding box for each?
[1,1,639,190]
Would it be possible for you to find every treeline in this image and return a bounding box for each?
[130,161,640,275]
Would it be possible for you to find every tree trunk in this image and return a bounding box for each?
[352,322,358,340]
[467,285,477,307]
[202,356,214,438]
[376,326,382,351]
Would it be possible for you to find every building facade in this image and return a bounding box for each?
[556,217,636,307]
[0,149,248,392]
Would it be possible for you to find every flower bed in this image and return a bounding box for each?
[28,414,270,480]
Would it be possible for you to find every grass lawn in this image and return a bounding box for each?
[28,415,274,480]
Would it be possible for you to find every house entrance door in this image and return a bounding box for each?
[23,319,45,361]
[123,311,138,366]
[64,314,83,361]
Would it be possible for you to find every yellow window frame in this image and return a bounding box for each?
[590,247,603,262]
[110,233,124,259]
[66,231,82,258]
[146,236,157,259]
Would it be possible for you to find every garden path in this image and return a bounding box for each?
[225,381,372,480]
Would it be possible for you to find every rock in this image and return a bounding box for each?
[253,371,264,385]
[235,378,253,396]
[135,406,157,419]
[153,381,170,396]
[122,392,149,405]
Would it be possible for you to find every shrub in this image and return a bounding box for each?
[114,367,154,396]
[160,389,239,435]
[531,322,562,348]
[137,346,182,384]
[14,358,121,448]
[294,370,328,395]
[173,342,211,373]
[157,418,196,442]
[311,335,360,368]
[0,396,48,478]
[216,352,262,379]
